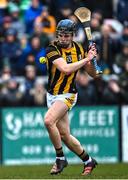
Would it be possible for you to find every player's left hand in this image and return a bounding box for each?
[89,43,97,55]
[87,43,97,60]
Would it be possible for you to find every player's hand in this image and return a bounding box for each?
[87,43,97,61]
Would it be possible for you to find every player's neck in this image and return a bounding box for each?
[66,42,73,49]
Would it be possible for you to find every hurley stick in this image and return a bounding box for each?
[74,7,102,74]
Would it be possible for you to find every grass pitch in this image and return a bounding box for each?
[0,163,128,179]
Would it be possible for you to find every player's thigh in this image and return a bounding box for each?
[45,100,68,125]
[57,112,70,138]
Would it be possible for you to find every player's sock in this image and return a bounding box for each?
[78,149,91,164]
[56,156,65,160]
[55,147,65,160]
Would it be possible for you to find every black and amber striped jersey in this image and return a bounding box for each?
[46,41,86,95]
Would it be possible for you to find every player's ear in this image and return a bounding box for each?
[56,30,58,38]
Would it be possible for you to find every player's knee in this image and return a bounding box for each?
[60,132,70,141]
[44,113,53,128]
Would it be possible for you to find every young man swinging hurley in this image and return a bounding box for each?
[44,19,98,175]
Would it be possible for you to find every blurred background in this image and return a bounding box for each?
[0,0,128,166]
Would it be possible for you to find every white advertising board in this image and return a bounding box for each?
[122,106,128,162]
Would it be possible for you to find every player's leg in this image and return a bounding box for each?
[57,113,84,154]
[44,100,68,174]
[57,113,97,175]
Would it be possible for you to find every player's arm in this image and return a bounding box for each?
[53,45,97,75]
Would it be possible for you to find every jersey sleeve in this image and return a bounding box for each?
[46,45,61,62]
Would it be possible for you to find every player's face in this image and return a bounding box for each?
[57,33,73,48]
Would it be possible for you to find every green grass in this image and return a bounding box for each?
[0,163,128,179]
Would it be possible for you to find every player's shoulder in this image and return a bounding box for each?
[46,41,58,54]
[73,41,84,49]
[73,41,81,46]
[46,41,61,60]
[73,41,86,55]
